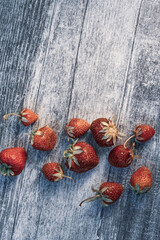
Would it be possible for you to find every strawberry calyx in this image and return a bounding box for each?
[126,143,139,165]
[79,185,113,207]
[65,124,75,138]
[134,127,144,141]
[130,183,150,194]
[123,127,145,147]
[0,161,14,176]
[99,117,125,145]
[24,129,43,145]
[63,139,83,168]
[52,167,75,182]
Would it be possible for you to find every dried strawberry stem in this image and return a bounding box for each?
[79,194,100,207]
[62,174,76,182]
[3,113,21,120]
[124,134,135,148]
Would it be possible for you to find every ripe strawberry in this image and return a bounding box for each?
[108,144,138,168]
[30,126,57,151]
[65,118,90,138]
[3,108,38,126]
[134,125,155,142]
[123,124,155,146]
[79,182,123,207]
[63,140,99,173]
[90,117,125,147]
[42,162,75,182]
[0,147,27,176]
[130,166,152,194]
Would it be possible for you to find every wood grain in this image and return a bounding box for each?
[0,0,159,239]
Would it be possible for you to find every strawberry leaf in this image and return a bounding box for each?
[140,187,150,194]
[100,187,107,193]
[72,157,80,166]
[101,196,113,203]
[101,122,108,126]
[21,117,29,122]
[21,112,28,116]
[73,150,83,155]
[35,131,43,136]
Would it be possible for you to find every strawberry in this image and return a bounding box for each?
[79,182,123,207]
[0,147,27,176]
[130,166,153,194]
[90,117,125,147]
[29,126,57,151]
[108,144,138,168]
[65,118,90,138]
[134,125,155,142]
[123,124,155,146]
[63,140,99,173]
[3,108,38,126]
[42,162,75,182]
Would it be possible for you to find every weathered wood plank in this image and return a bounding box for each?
[97,0,160,240]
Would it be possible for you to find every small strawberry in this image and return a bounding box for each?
[42,162,75,182]
[29,126,57,151]
[0,147,27,176]
[65,118,90,138]
[63,140,99,173]
[130,166,153,194]
[108,144,138,168]
[123,124,155,146]
[90,117,125,147]
[134,125,155,142]
[79,182,123,207]
[3,108,38,126]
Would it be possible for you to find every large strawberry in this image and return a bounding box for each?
[42,162,75,182]
[65,118,90,138]
[90,117,125,147]
[63,140,99,173]
[0,147,27,176]
[80,182,123,207]
[3,108,38,126]
[108,143,138,168]
[130,166,153,194]
[29,126,57,151]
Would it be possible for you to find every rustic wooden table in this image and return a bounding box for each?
[0,0,159,239]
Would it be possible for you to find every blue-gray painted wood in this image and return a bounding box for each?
[0,0,159,239]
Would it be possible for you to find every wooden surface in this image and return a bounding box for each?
[0,0,160,239]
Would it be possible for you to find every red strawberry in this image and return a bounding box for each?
[30,126,57,151]
[79,182,123,207]
[123,124,155,146]
[63,140,99,173]
[3,108,38,126]
[65,118,90,138]
[134,125,155,142]
[108,144,138,168]
[130,166,153,194]
[0,147,27,176]
[42,162,75,182]
[90,117,125,147]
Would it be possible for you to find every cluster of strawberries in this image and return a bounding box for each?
[0,109,155,207]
